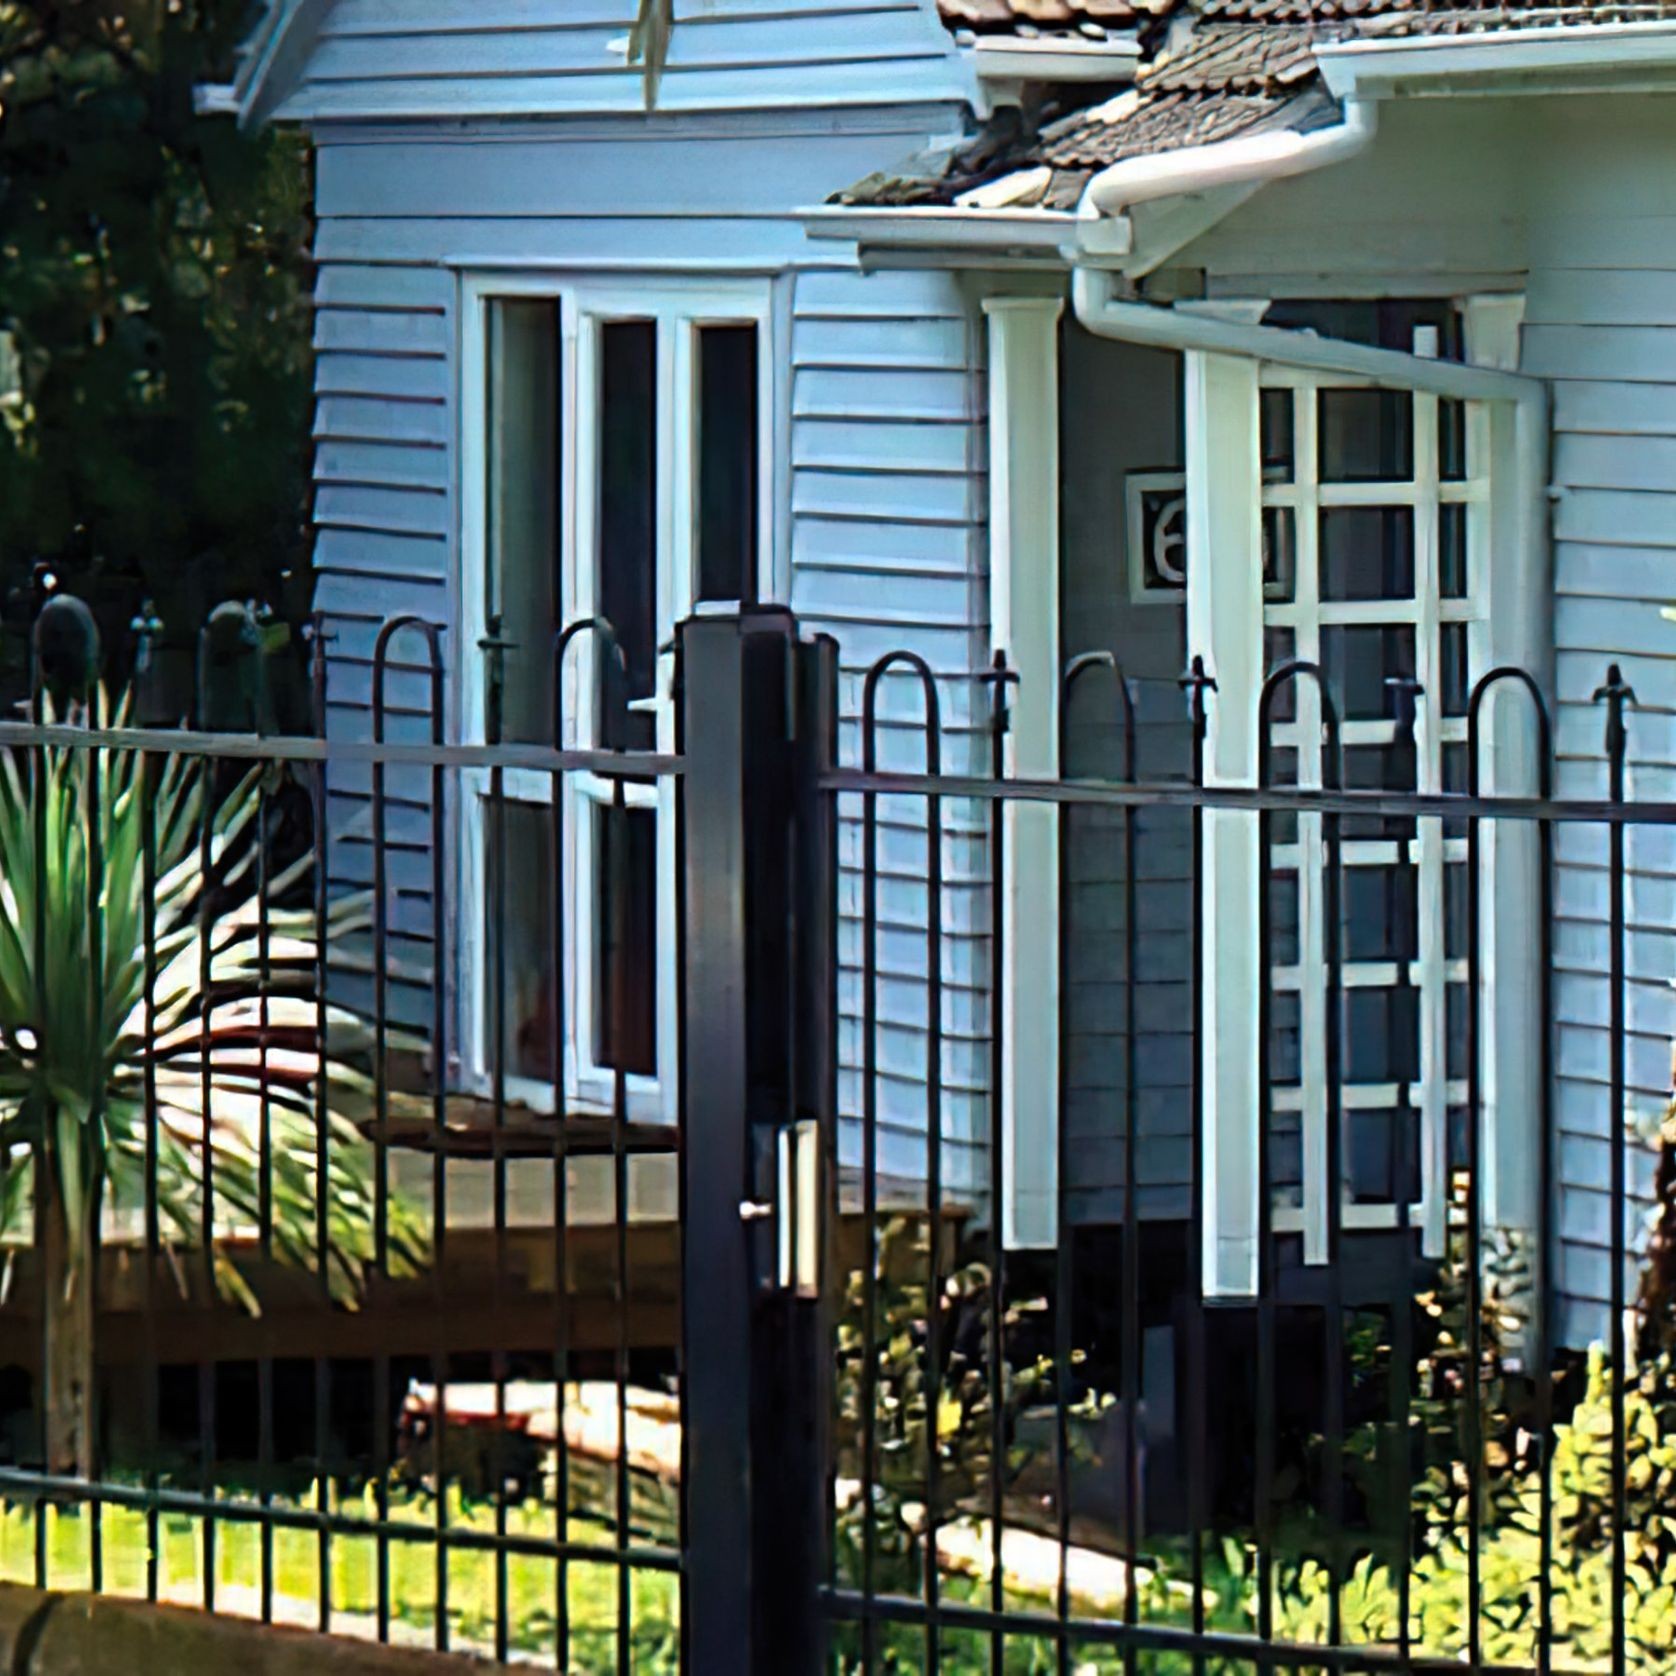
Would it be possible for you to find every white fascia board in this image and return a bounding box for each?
[803,203,1090,256]
[1318,21,1676,100]
[237,0,333,130]
[974,33,1141,89]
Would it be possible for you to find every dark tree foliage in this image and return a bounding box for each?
[0,0,313,703]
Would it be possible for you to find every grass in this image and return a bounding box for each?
[0,1486,679,1670]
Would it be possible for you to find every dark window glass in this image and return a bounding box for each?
[1441,502,1469,598]
[489,300,561,745]
[697,324,759,604]
[599,321,658,751]
[1263,627,1297,724]
[1319,388,1414,483]
[1441,623,1471,716]
[1320,506,1416,602]
[1349,1107,1419,1206]
[496,799,556,1085]
[1321,624,1417,722]
[1342,864,1411,964]
[595,801,658,1077]
[1260,387,1295,483]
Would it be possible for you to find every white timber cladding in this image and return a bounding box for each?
[457,272,773,1124]
[1186,313,1545,1300]
[985,295,1064,1251]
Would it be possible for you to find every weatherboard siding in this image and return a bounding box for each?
[301,104,990,1181]
[1522,110,1676,1350]
[274,0,971,123]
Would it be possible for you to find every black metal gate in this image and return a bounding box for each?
[3,591,1675,1675]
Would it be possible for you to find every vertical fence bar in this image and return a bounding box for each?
[1596,663,1634,1676]
[1061,652,1137,1676]
[1385,673,1424,1664]
[1467,668,1555,1676]
[983,650,1016,1676]
[308,611,334,1633]
[550,620,620,1670]
[859,672,882,1674]
[371,617,444,1648]
[196,688,218,1616]
[138,691,162,1608]
[29,632,47,1591]
[611,763,631,1676]
[480,613,511,1667]
[1319,684,1345,1657]
[1256,662,1341,1652]
[858,651,944,1671]
[255,745,275,1627]
[84,692,104,1594]
[1181,656,1214,1675]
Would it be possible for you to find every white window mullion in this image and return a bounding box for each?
[1290,379,1331,1267]
[1411,349,1450,1259]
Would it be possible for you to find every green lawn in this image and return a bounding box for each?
[0,1488,679,1670]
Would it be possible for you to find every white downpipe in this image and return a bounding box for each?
[1070,266,1541,410]
[1083,98,1378,219]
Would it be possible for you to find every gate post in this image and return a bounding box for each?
[679,608,837,1673]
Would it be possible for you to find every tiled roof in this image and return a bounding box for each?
[1137,22,1340,92]
[937,0,1161,35]
[850,0,1672,212]
[1036,86,1300,168]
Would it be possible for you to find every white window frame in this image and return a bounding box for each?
[458,272,775,1123]
[1189,296,1548,1298]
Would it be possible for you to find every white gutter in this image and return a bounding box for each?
[1083,95,1377,220]
[805,203,1084,255]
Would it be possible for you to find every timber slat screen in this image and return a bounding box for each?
[0,596,687,1670]
[820,648,1675,1676]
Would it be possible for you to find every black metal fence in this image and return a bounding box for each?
[0,588,705,1670]
[819,647,1676,1676]
[2,588,1675,1675]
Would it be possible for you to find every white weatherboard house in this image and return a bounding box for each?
[236,0,1676,1371]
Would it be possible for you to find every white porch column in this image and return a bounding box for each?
[985,294,1064,1250]
[1184,349,1265,1297]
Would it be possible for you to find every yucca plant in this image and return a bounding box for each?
[0,692,427,1477]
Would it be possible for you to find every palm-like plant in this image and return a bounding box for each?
[0,693,427,1477]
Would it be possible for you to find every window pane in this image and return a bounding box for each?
[697,324,759,605]
[1320,624,1417,722]
[1318,388,1414,483]
[600,320,658,751]
[595,801,658,1077]
[489,300,560,745]
[493,799,556,1085]
[1320,506,1416,602]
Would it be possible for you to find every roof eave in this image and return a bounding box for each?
[1318,19,1676,101]
[235,0,333,131]
[803,203,1095,260]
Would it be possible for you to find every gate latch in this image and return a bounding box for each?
[738,1120,821,1297]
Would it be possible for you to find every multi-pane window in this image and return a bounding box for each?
[461,279,771,1118]
[1257,327,1487,1261]
[1188,297,1545,1297]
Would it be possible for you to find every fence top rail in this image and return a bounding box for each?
[822,766,1668,825]
[0,720,683,777]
